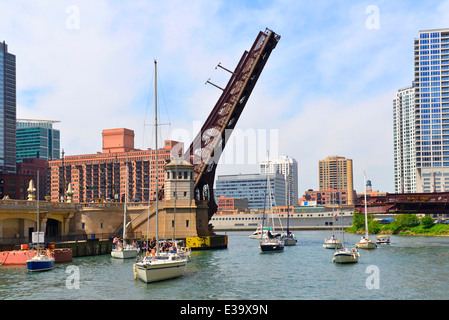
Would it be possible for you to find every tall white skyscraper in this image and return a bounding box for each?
[260,155,298,205]
[393,84,417,193]
[414,28,449,192]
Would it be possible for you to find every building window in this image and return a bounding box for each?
[186,220,189,228]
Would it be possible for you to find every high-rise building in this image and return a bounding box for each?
[318,155,354,205]
[16,119,61,162]
[215,173,286,209]
[48,128,182,203]
[414,28,449,192]
[0,41,16,173]
[260,155,298,206]
[393,84,417,193]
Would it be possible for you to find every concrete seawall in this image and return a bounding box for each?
[54,239,112,258]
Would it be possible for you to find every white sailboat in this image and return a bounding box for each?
[27,172,55,272]
[323,189,342,249]
[355,173,376,250]
[333,212,360,263]
[280,177,297,246]
[259,153,284,253]
[133,60,187,282]
[111,158,140,259]
[332,189,359,264]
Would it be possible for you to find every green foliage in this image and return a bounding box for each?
[393,214,420,228]
[349,211,379,234]
[420,215,435,229]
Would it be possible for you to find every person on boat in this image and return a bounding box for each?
[142,241,147,253]
[150,237,156,249]
[113,236,118,249]
[151,247,156,260]
[331,235,335,240]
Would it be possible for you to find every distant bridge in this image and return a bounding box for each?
[355,192,449,215]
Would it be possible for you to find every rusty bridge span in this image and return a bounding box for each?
[181,28,281,221]
[355,192,449,215]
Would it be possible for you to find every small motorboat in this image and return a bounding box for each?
[376,235,390,244]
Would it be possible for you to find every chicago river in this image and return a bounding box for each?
[1,230,448,300]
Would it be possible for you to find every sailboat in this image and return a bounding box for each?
[133,60,188,282]
[323,189,342,249]
[26,172,55,272]
[111,159,140,259]
[259,154,284,253]
[355,173,377,250]
[280,178,297,246]
[332,189,359,264]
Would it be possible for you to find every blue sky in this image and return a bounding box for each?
[2,0,449,195]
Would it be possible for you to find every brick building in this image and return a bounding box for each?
[48,128,182,203]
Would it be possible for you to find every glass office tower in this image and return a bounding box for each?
[0,41,16,173]
[215,173,287,209]
[415,28,449,192]
[16,120,61,161]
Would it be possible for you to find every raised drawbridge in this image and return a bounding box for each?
[183,28,280,220]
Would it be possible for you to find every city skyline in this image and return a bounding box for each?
[2,1,449,194]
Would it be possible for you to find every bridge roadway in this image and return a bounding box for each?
[355,192,449,215]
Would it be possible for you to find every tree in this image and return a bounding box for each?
[420,215,434,229]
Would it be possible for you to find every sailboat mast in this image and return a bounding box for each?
[37,170,40,251]
[123,157,128,242]
[364,172,368,239]
[155,59,159,254]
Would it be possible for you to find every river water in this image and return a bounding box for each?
[1,230,448,302]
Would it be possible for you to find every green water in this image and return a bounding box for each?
[1,231,448,300]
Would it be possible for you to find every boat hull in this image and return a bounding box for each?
[26,257,55,271]
[111,248,139,259]
[332,250,359,264]
[134,259,187,283]
[282,237,297,246]
[260,240,284,252]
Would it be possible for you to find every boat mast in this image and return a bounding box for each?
[123,156,128,244]
[155,59,159,255]
[37,170,40,252]
[364,172,368,239]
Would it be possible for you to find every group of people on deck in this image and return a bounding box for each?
[141,237,177,254]
[112,236,177,255]
[112,237,139,250]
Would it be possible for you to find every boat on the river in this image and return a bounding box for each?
[323,192,342,249]
[376,235,390,244]
[259,154,284,253]
[26,176,55,272]
[332,247,360,264]
[355,174,377,250]
[133,60,188,283]
[111,160,139,259]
